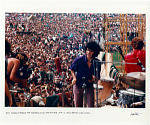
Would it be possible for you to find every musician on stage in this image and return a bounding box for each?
[6,51,30,106]
[5,39,13,106]
[7,53,28,88]
[125,37,146,73]
[70,41,102,107]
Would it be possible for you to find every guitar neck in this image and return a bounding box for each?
[117,46,125,60]
[120,53,125,60]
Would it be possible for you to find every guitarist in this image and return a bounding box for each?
[124,37,145,73]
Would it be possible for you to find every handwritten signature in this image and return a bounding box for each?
[130,112,142,116]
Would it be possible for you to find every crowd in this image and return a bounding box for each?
[5,13,145,107]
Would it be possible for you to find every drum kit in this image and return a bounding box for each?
[93,72,146,108]
[118,72,145,108]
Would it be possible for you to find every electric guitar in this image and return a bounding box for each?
[116,46,125,60]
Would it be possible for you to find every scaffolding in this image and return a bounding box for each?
[102,14,146,74]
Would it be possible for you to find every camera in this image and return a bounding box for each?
[17,65,32,79]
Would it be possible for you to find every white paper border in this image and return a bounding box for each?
[0,0,150,125]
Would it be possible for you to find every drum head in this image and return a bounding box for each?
[127,72,145,80]
[127,89,145,95]
[119,89,145,96]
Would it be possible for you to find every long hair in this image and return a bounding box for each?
[15,53,28,66]
[5,39,11,56]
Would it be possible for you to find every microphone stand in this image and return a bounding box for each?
[61,73,66,107]
[94,60,140,65]
[82,77,87,107]
[92,60,99,107]
[96,62,99,107]
[61,81,65,107]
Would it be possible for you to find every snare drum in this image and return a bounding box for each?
[98,76,114,102]
[118,89,145,108]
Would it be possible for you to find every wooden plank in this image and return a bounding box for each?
[105,42,146,45]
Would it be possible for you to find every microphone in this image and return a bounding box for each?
[55,57,62,73]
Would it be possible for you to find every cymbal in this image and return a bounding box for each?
[127,72,145,80]
[119,75,145,91]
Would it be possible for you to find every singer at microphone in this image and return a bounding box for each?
[70,41,102,107]
[124,37,146,73]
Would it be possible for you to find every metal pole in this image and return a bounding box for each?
[94,60,140,65]
[82,77,86,107]
[96,62,99,107]
[61,82,64,107]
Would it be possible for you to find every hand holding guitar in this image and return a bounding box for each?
[116,46,125,60]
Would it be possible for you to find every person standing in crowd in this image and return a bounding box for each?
[5,39,13,106]
[125,37,146,73]
[70,41,102,107]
